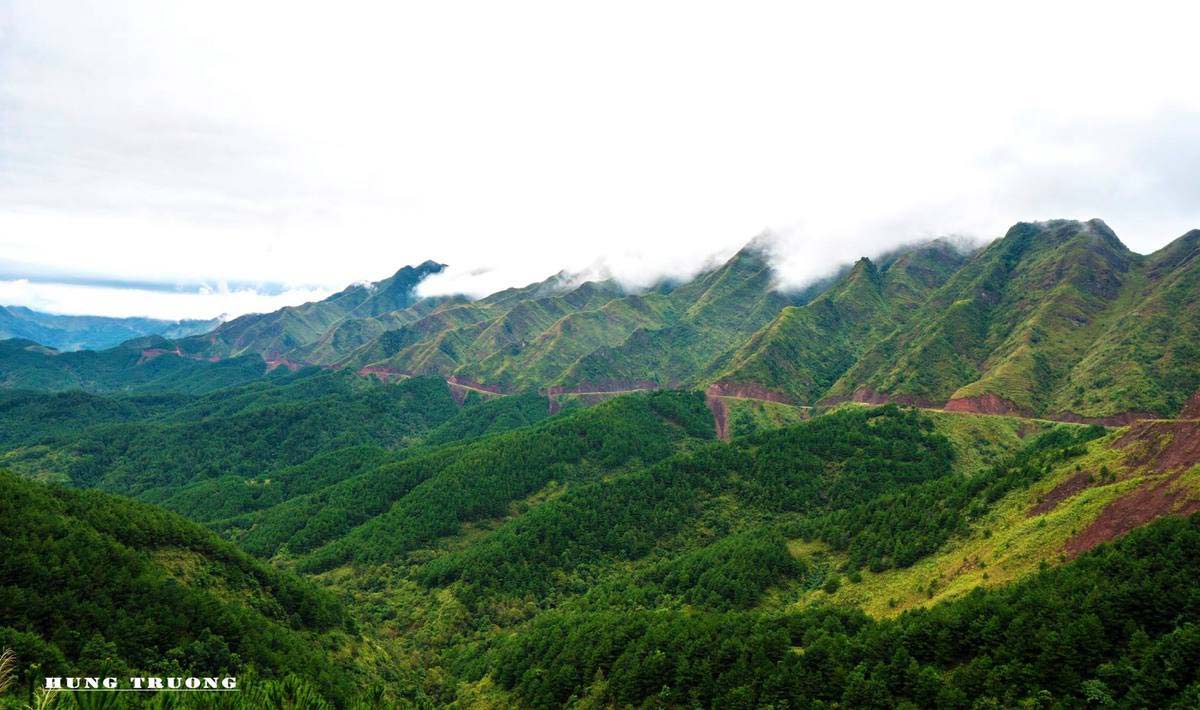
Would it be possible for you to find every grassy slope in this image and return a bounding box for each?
[722,398,810,438]
[805,419,1200,617]
[558,245,799,389]
[710,242,967,403]
[827,221,1200,419]
[1054,230,1200,417]
[921,409,1055,475]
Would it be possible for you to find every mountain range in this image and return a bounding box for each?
[2,218,1200,707]
[4,218,1197,423]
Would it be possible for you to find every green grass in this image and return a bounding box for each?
[797,424,1198,617]
[723,398,809,437]
[921,409,1060,475]
[828,221,1200,419]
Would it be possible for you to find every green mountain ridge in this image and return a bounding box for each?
[0,336,272,393]
[707,241,969,403]
[825,219,1200,419]
[5,218,1196,425]
[177,260,447,362]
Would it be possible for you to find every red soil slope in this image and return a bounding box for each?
[706,395,730,441]
[1028,471,1094,517]
[1064,421,1200,557]
[944,393,1026,416]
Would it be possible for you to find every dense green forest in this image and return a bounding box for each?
[3,374,1199,707]
[422,390,551,446]
[0,472,361,706]
[231,390,713,568]
[420,405,953,606]
[0,371,458,502]
[478,514,1200,708]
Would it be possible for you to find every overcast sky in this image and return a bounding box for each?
[2,1,1199,319]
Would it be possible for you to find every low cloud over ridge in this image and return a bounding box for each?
[2,2,1199,317]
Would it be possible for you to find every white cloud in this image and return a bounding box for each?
[1,1,1199,315]
[0,279,332,320]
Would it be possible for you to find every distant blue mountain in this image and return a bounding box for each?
[0,305,222,351]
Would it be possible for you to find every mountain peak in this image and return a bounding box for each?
[724,239,773,271]
[847,256,882,285]
[417,259,447,273]
[997,218,1132,266]
[1085,217,1116,238]
[391,260,446,281]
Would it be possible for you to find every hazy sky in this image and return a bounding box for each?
[2,1,1199,319]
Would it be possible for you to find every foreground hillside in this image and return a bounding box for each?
[307,401,1198,707]
[483,514,1200,708]
[0,472,364,706]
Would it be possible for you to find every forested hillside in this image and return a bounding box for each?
[0,370,458,504]
[481,514,1200,708]
[228,391,713,568]
[0,472,363,706]
[1,378,1199,706]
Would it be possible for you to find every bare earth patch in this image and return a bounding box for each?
[1064,421,1200,557]
[1028,471,1094,517]
[945,393,1026,416]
